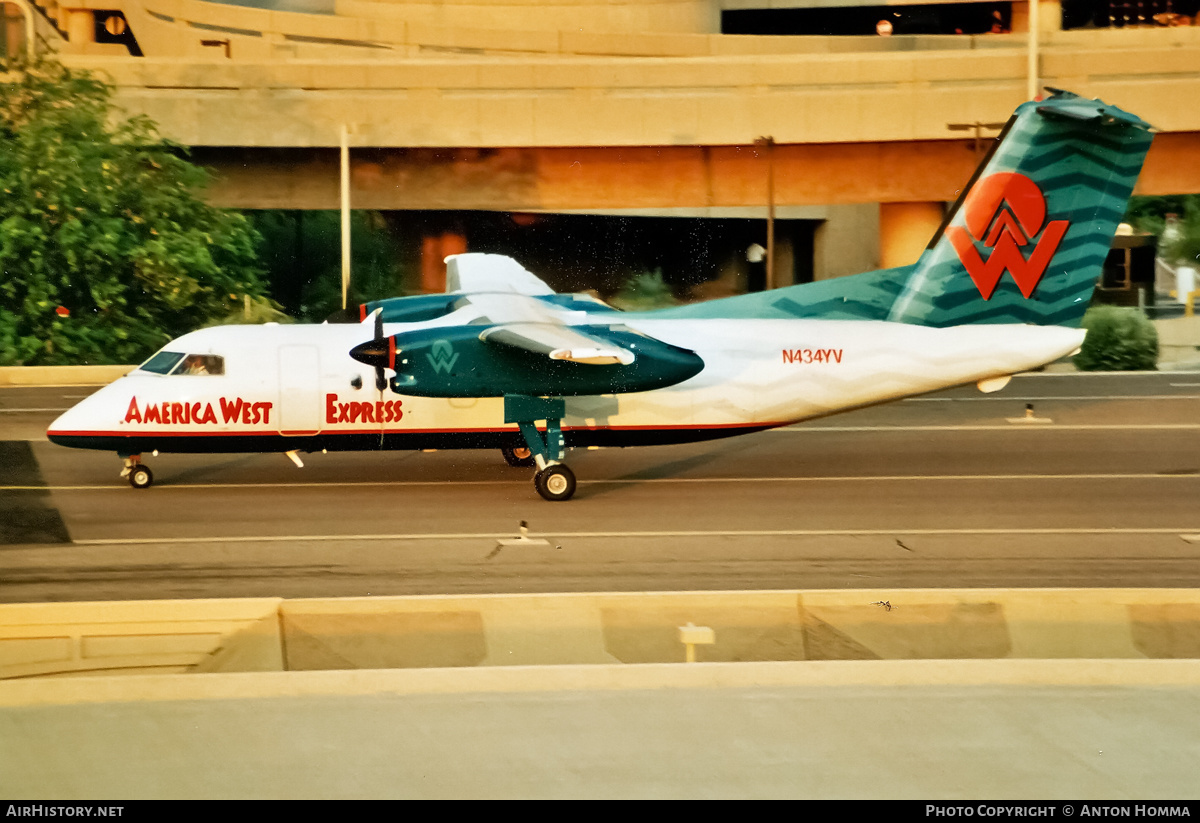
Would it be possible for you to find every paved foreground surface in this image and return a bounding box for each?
[4,372,1200,799]
[3,660,1199,799]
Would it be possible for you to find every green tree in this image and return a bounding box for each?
[250,209,407,322]
[0,57,269,365]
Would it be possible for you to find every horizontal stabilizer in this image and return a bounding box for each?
[445,253,555,296]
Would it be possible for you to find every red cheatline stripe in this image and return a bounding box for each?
[46,421,784,438]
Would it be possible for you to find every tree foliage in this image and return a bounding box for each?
[250,209,407,322]
[1125,194,1200,268]
[0,57,269,365]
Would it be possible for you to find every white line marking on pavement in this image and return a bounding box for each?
[904,395,1200,402]
[12,472,1200,493]
[72,527,1200,546]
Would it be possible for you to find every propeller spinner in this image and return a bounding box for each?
[348,310,394,392]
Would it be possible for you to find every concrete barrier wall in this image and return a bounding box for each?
[60,26,1200,149]
[0,598,283,678]
[96,0,1025,61]
[0,365,132,386]
[88,0,1200,61]
[4,589,1200,679]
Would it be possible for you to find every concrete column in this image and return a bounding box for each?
[420,233,467,293]
[4,1,37,61]
[1011,0,1062,32]
[4,4,23,59]
[65,9,94,44]
[813,204,880,281]
[879,202,945,270]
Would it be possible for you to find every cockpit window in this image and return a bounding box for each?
[139,351,185,375]
[172,354,225,376]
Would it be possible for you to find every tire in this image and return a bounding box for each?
[128,465,153,489]
[501,445,536,467]
[534,464,576,502]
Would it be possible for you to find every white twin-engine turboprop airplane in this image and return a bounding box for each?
[48,91,1154,500]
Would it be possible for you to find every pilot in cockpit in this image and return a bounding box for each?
[182,355,209,376]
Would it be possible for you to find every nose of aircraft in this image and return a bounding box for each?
[46,388,102,443]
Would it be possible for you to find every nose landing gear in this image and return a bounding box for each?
[120,455,154,489]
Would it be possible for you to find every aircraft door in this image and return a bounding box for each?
[277,345,323,435]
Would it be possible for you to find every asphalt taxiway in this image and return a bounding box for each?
[2,372,1199,601]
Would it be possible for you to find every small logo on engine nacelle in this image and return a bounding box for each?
[426,339,459,374]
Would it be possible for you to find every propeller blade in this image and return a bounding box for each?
[374,310,387,391]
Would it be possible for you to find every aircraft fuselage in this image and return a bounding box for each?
[47,313,1084,457]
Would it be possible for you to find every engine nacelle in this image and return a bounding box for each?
[351,325,703,398]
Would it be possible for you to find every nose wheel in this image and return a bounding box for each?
[120,456,154,489]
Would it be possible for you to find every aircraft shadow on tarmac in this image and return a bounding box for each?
[0,441,70,545]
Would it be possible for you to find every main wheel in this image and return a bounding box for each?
[534,464,576,501]
[501,445,536,467]
[128,464,153,489]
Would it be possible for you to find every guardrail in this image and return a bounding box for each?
[0,365,132,386]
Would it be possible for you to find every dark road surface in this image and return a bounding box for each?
[3,372,1199,600]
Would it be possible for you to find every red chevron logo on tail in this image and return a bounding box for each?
[948,172,1069,300]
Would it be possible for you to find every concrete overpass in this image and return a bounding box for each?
[7,0,1200,278]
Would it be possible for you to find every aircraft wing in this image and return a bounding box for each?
[445,253,636,365]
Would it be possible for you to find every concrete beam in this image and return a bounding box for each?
[196,133,1200,212]
[66,28,1200,149]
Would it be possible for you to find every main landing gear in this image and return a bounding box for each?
[506,395,576,502]
[534,463,576,502]
[500,445,536,467]
[120,454,154,489]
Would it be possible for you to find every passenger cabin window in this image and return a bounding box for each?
[139,351,184,375]
[172,354,225,376]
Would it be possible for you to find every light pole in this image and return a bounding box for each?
[755,136,776,291]
[947,121,1005,162]
[340,124,351,311]
[1028,0,1040,100]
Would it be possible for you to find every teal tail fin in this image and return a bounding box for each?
[889,89,1153,327]
[657,90,1153,328]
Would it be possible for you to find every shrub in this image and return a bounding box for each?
[1073,306,1158,371]
[608,270,679,311]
